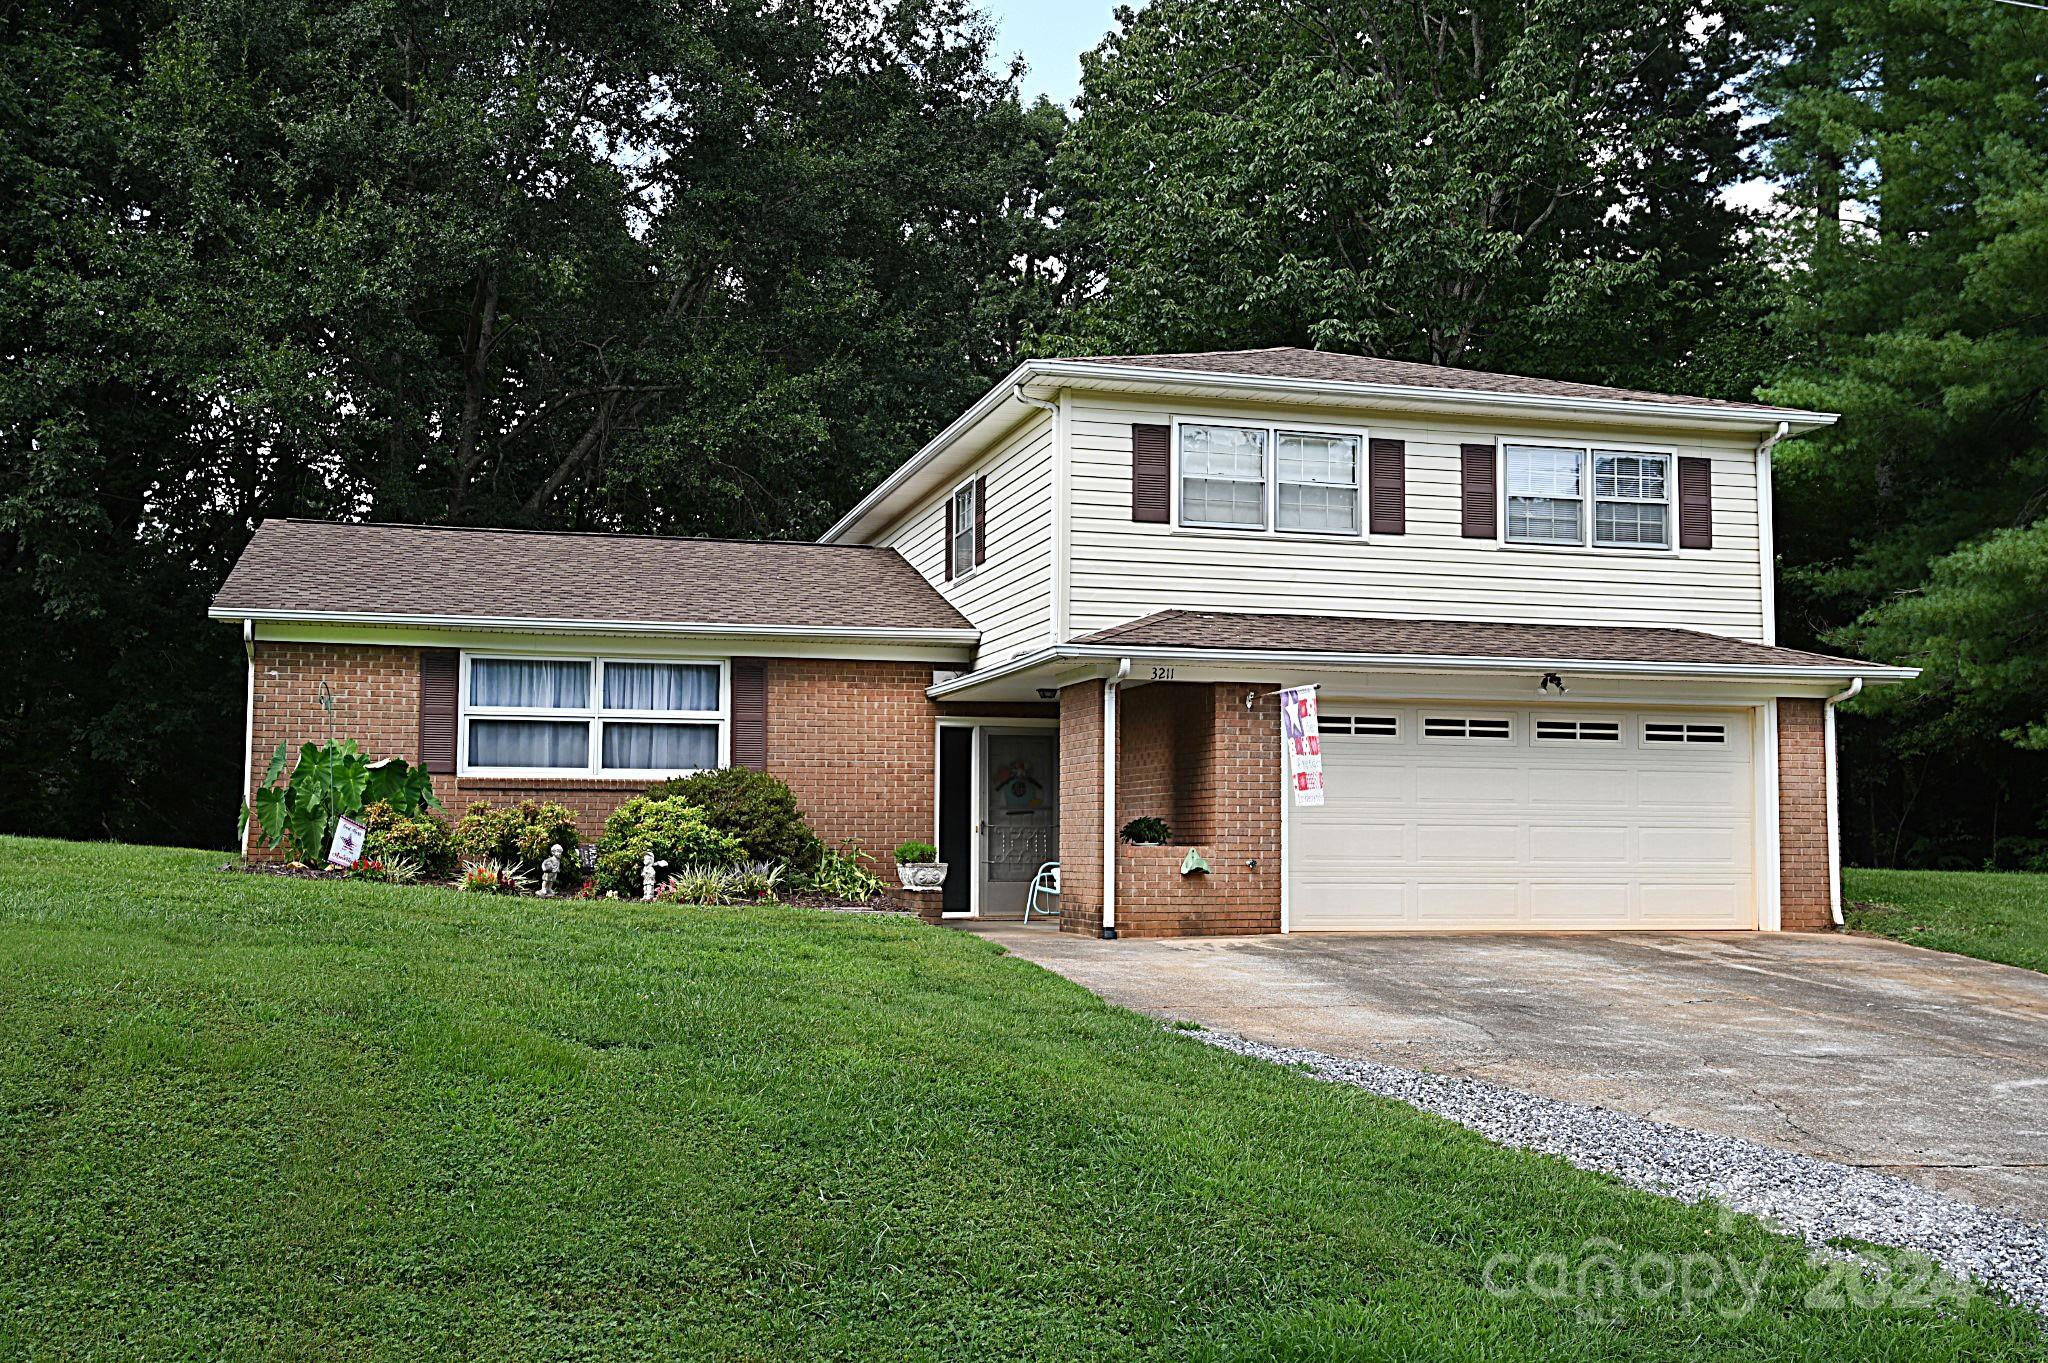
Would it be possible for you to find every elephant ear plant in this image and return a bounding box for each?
[245,739,441,864]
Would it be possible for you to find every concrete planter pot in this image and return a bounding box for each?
[896,861,948,891]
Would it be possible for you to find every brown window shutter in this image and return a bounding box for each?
[1131,423,1170,522]
[1460,444,1498,539]
[1368,438,1406,535]
[418,649,457,775]
[731,659,767,771]
[942,503,954,581]
[974,474,987,565]
[1678,456,1713,549]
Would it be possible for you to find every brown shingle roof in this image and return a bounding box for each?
[1075,610,1882,671]
[1064,346,1806,414]
[213,520,974,634]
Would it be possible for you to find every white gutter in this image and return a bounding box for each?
[1102,657,1130,939]
[821,359,1838,544]
[1824,676,1864,927]
[209,607,979,645]
[927,643,1919,697]
[1756,420,1790,646]
[240,619,256,856]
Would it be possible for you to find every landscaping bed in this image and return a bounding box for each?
[0,834,2042,1359]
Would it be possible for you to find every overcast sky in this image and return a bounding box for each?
[982,0,1122,105]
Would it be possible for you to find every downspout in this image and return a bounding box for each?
[1756,421,1789,646]
[240,619,256,856]
[1823,676,1862,927]
[1102,657,1130,939]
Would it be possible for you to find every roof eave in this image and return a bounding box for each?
[209,606,979,645]
[926,643,1915,698]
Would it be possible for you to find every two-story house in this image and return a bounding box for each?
[213,348,1914,937]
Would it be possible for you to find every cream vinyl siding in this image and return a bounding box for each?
[1064,394,1768,642]
[880,410,1055,671]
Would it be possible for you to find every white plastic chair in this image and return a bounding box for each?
[1024,862,1060,922]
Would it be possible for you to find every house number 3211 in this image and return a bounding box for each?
[1150,666,1176,681]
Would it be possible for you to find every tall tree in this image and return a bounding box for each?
[1758,0,2048,867]
[0,0,1060,847]
[1046,0,1769,395]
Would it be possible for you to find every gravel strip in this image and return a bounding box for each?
[1186,1028,2048,1317]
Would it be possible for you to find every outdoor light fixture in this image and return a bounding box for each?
[1538,672,1569,695]
[1036,688,1057,700]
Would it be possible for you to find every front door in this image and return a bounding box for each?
[977,730,1058,918]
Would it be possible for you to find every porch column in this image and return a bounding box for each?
[1056,680,1107,935]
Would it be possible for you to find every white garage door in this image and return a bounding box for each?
[1288,705,1756,931]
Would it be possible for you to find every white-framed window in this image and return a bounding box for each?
[1502,443,1673,549]
[1176,420,1364,536]
[459,653,727,779]
[950,479,978,578]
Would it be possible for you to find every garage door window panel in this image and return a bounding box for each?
[1421,715,1514,743]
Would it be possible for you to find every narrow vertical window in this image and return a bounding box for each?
[950,480,977,580]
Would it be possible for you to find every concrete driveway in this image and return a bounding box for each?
[973,925,2048,1224]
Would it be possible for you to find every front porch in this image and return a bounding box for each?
[1054,679,1283,938]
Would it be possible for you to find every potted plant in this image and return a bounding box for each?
[1120,816,1171,846]
[892,840,946,891]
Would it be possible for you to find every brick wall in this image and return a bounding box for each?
[1056,680,1106,935]
[246,641,961,878]
[1056,680,1282,938]
[1777,697,1833,932]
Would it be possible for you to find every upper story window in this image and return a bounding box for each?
[461,654,726,778]
[950,479,977,578]
[1178,421,1362,536]
[1503,444,1672,550]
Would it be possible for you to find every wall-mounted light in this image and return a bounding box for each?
[1538,672,1569,696]
[1036,688,1058,700]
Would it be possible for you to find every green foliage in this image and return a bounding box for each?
[1757,0,2048,865]
[891,840,937,864]
[648,769,822,870]
[1050,0,1771,394]
[245,740,439,863]
[452,801,580,878]
[360,802,455,878]
[595,796,746,897]
[654,861,784,907]
[0,0,1060,853]
[797,842,887,903]
[1120,817,1171,845]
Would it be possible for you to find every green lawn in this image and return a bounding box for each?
[1847,867,2048,975]
[0,838,2038,1360]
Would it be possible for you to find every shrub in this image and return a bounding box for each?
[893,840,938,863]
[653,861,784,907]
[453,800,580,878]
[347,855,423,885]
[361,801,455,876]
[646,768,822,869]
[595,795,746,897]
[459,858,531,895]
[1120,816,1171,845]
[797,841,886,902]
[245,739,440,863]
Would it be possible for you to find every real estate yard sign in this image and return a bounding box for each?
[1280,685,1324,807]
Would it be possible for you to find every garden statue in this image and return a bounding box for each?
[641,851,667,901]
[539,844,563,897]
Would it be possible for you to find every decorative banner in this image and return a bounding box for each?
[1279,685,1325,807]
[327,815,367,868]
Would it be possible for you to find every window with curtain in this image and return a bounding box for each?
[1275,431,1360,534]
[1503,444,1672,549]
[1179,423,1268,528]
[950,481,976,577]
[462,656,725,776]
